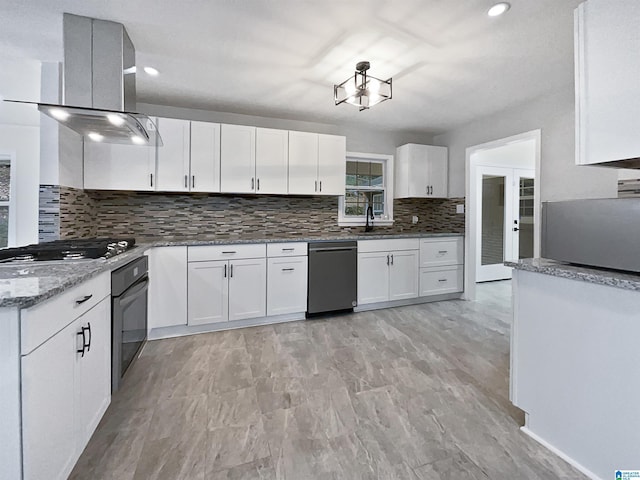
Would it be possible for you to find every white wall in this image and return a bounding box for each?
[472,139,536,169]
[138,103,436,157]
[0,57,41,246]
[434,85,618,201]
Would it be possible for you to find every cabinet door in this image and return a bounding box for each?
[388,250,419,301]
[75,298,111,450]
[148,247,188,329]
[357,252,390,305]
[155,117,191,192]
[220,124,257,193]
[22,319,78,480]
[228,258,266,321]
[190,121,221,192]
[407,145,429,198]
[84,142,155,191]
[267,256,307,316]
[317,134,346,195]
[576,0,640,165]
[427,146,448,198]
[256,128,288,194]
[188,260,229,325]
[288,131,318,195]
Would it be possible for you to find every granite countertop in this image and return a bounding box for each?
[0,245,151,309]
[505,258,640,292]
[147,232,463,246]
[0,232,462,309]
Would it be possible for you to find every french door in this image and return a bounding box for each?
[475,166,535,282]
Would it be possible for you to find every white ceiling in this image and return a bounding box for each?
[0,0,583,135]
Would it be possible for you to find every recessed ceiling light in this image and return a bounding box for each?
[131,135,145,145]
[49,108,70,121]
[143,66,159,76]
[488,2,510,17]
[88,132,104,142]
[107,113,126,126]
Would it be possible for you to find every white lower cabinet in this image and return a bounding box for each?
[267,256,308,315]
[357,248,418,305]
[419,237,464,296]
[419,265,464,296]
[21,296,111,480]
[187,251,266,326]
[148,247,188,329]
[188,260,228,325]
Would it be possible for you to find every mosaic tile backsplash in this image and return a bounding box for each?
[39,185,60,242]
[57,187,465,240]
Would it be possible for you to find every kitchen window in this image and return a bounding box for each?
[0,155,11,248]
[338,152,394,226]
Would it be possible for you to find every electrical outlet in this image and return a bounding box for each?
[412,216,419,224]
[456,204,465,214]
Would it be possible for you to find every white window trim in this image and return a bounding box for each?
[338,151,394,227]
[0,153,16,248]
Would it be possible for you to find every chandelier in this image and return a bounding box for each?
[334,61,392,111]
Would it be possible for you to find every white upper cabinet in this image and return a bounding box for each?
[84,142,155,191]
[288,131,318,195]
[155,117,191,192]
[190,121,221,192]
[220,124,257,193]
[288,131,346,195]
[575,0,640,166]
[318,134,347,195]
[255,128,288,194]
[394,144,448,198]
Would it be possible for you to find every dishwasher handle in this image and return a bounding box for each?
[309,246,357,253]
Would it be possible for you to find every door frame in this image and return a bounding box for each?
[464,130,541,300]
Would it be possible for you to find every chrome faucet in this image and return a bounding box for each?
[365,205,374,232]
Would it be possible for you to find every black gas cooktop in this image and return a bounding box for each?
[0,238,136,263]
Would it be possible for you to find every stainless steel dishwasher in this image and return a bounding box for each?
[307,241,357,316]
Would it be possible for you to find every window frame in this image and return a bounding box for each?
[338,152,394,227]
[0,153,16,248]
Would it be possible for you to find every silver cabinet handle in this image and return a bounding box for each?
[390,254,394,265]
[150,173,153,187]
[257,178,260,191]
[282,248,295,251]
[224,264,227,277]
[222,251,236,254]
[438,279,447,282]
[184,175,188,188]
[438,250,448,254]
[192,175,195,188]
[282,268,295,271]
[319,180,322,192]
[230,264,233,278]
[387,255,390,266]
[251,178,255,190]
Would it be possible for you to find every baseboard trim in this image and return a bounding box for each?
[148,312,306,340]
[520,427,603,480]
[354,292,462,312]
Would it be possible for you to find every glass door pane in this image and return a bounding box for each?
[481,175,506,266]
[517,177,535,259]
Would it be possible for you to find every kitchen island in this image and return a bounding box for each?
[507,258,640,480]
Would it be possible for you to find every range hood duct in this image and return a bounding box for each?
[7,13,161,146]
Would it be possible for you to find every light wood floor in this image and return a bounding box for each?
[71,281,587,479]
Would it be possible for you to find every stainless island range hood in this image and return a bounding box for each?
[6,13,161,146]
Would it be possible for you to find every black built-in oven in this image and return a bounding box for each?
[111,256,148,392]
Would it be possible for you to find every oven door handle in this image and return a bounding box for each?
[117,278,149,308]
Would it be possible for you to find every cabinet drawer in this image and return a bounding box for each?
[358,238,419,253]
[187,244,266,262]
[419,265,463,297]
[420,237,463,267]
[21,271,111,355]
[266,242,308,257]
